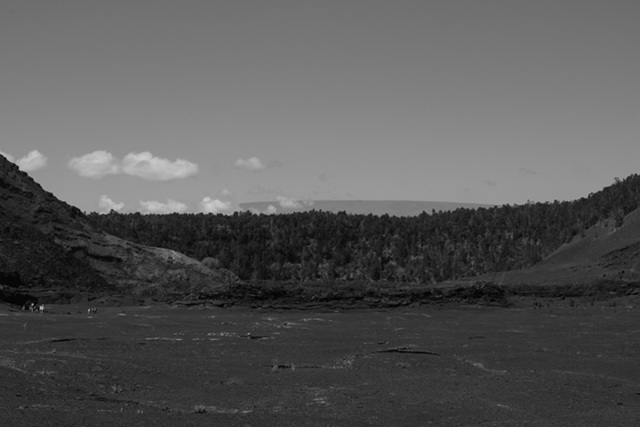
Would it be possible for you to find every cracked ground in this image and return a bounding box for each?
[1,300,640,426]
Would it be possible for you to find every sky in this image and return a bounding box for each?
[1,0,638,215]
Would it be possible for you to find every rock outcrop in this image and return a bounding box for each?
[0,154,233,305]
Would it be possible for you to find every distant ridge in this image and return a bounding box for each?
[239,200,494,216]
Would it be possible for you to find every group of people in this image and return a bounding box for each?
[22,302,45,313]
[21,302,99,315]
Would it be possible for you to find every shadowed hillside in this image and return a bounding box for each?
[0,155,233,306]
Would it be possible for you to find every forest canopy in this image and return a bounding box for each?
[88,175,640,284]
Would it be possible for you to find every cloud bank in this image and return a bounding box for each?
[276,196,314,209]
[139,199,188,214]
[68,150,198,180]
[122,152,198,181]
[98,195,125,213]
[0,149,48,172]
[17,150,48,172]
[69,151,120,178]
[200,197,233,214]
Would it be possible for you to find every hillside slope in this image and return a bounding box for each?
[0,155,232,305]
[475,208,640,286]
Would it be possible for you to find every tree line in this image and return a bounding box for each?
[87,174,640,283]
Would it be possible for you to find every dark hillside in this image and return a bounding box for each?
[0,156,110,301]
[0,155,231,306]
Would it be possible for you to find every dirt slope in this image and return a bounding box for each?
[471,208,640,286]
[542,208,640,270]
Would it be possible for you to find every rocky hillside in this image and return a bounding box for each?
[531,207,640,282]
[465,206,640,288]
[0,155,233,306]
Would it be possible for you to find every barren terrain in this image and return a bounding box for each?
[2,298,640,426]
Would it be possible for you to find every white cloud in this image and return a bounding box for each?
[219,188,233,197]
[139,199,188,214]
[264,205,278,214]
[277,196,302,209]
[1,149,47,172]
[98,195,125,213]
[68,150,120,178]
[68,150,199,181]
[276,196,314,210]
[16,150,47,172]
[200,197,233,214]
[122,151,199,181]
[234,156,266,171]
